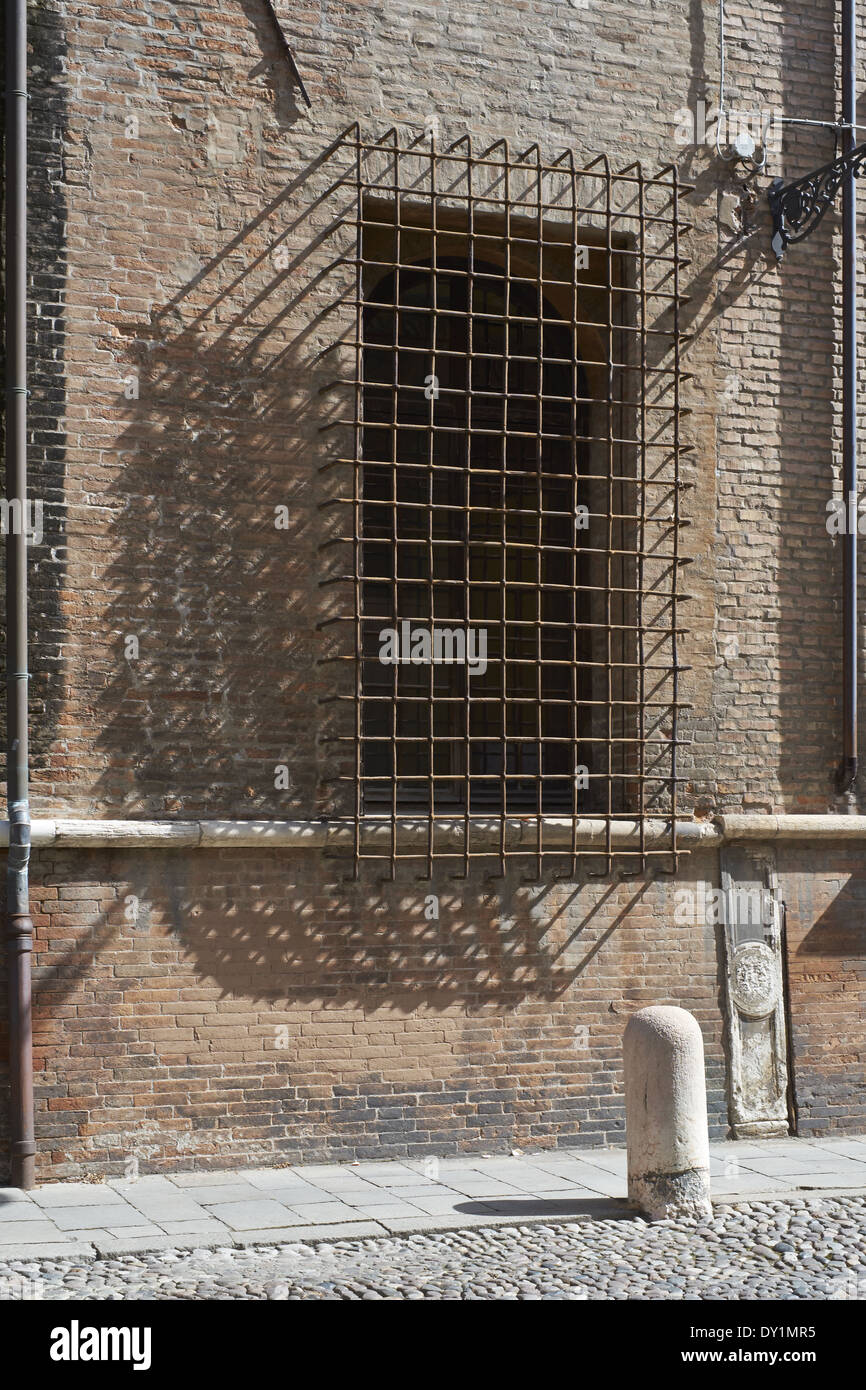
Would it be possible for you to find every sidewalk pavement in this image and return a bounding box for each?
[2,1134,866,1262]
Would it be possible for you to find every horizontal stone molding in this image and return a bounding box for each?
[714,813,866,841]
[0,812,862,851]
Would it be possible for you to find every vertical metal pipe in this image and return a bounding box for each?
[839,0,859,795]
[4,0,35,1188]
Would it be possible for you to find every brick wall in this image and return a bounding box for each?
[22,846,725,1179]
[0,0,864,1177]
[7,0,860,820]
[780,848,866,1134]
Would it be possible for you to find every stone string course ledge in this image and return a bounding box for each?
[2,814,866,851]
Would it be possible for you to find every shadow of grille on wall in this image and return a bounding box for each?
[316,125,694,879]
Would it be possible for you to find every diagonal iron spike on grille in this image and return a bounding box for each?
[261,0,312,107]
[317,127,694,879]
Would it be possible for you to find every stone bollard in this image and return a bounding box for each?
[623,1005,712,1221]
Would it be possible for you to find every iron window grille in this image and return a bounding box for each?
[318,127,693,878]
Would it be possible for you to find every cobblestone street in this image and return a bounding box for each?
[1,1195,864,1300]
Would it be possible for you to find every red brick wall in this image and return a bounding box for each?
[0,1,864,1178]
[780,848,866,1134]
[12,846,725,1180]
[13,0,857,824]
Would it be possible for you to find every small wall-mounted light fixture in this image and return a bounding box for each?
[732,129,756,161]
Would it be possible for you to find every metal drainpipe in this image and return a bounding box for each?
[4,0,35,1189]
[838,0,859,797]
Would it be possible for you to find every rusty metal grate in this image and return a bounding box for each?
[318,126,694,878]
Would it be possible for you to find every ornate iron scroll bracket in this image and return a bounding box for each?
[768,141,866,259]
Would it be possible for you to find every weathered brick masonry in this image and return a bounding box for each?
[780,847,866,1134]
[0,0,864,1178]
[24,847,727,1177]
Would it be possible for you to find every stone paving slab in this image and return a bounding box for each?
[0,1239,96,1261]
[810,1139,866,1155]
[475,1193,626,1218]
[376,1212,509,1235]
[706,1174,796,1196]
[557,1170,626,1197]
[231,1221,386,1247]
[107,1176,181,1197]
[351,1172,435,1188]
[243,1167,308,1187]
[204,1200,303,1231]
[106,1224,162,1238]
[349,1163,419,1179]
[2,1134,866,1256]
[284,1165,352,1179]
[406,1193,494,1215]
[741,1150,863,1174]
[383,1183,464,1199]
[91,1234,226,1258]
[302,1180,384,1197]
[778,1169,866,1188]
[486,1174,580,1194]
[339,1188,422,1207]
[439,1178,523,1197]
[558,1152,628,1175]
[176,1183,272,1206]
[0,1203,46,1222]
[0,1221,82,1244]
[281,1201,370,1224]
[168,1172,243,1188]
[50,1205,146,1231]
[268,1187,340,1206]
[355,1202,436,1221]
[121,1197,213,1223]
[31,1185,125,1209]
[156,1219,232,1238]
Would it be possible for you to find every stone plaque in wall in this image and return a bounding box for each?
[720,846,790,1139]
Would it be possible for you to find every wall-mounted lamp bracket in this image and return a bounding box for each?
[769,141,866,258]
